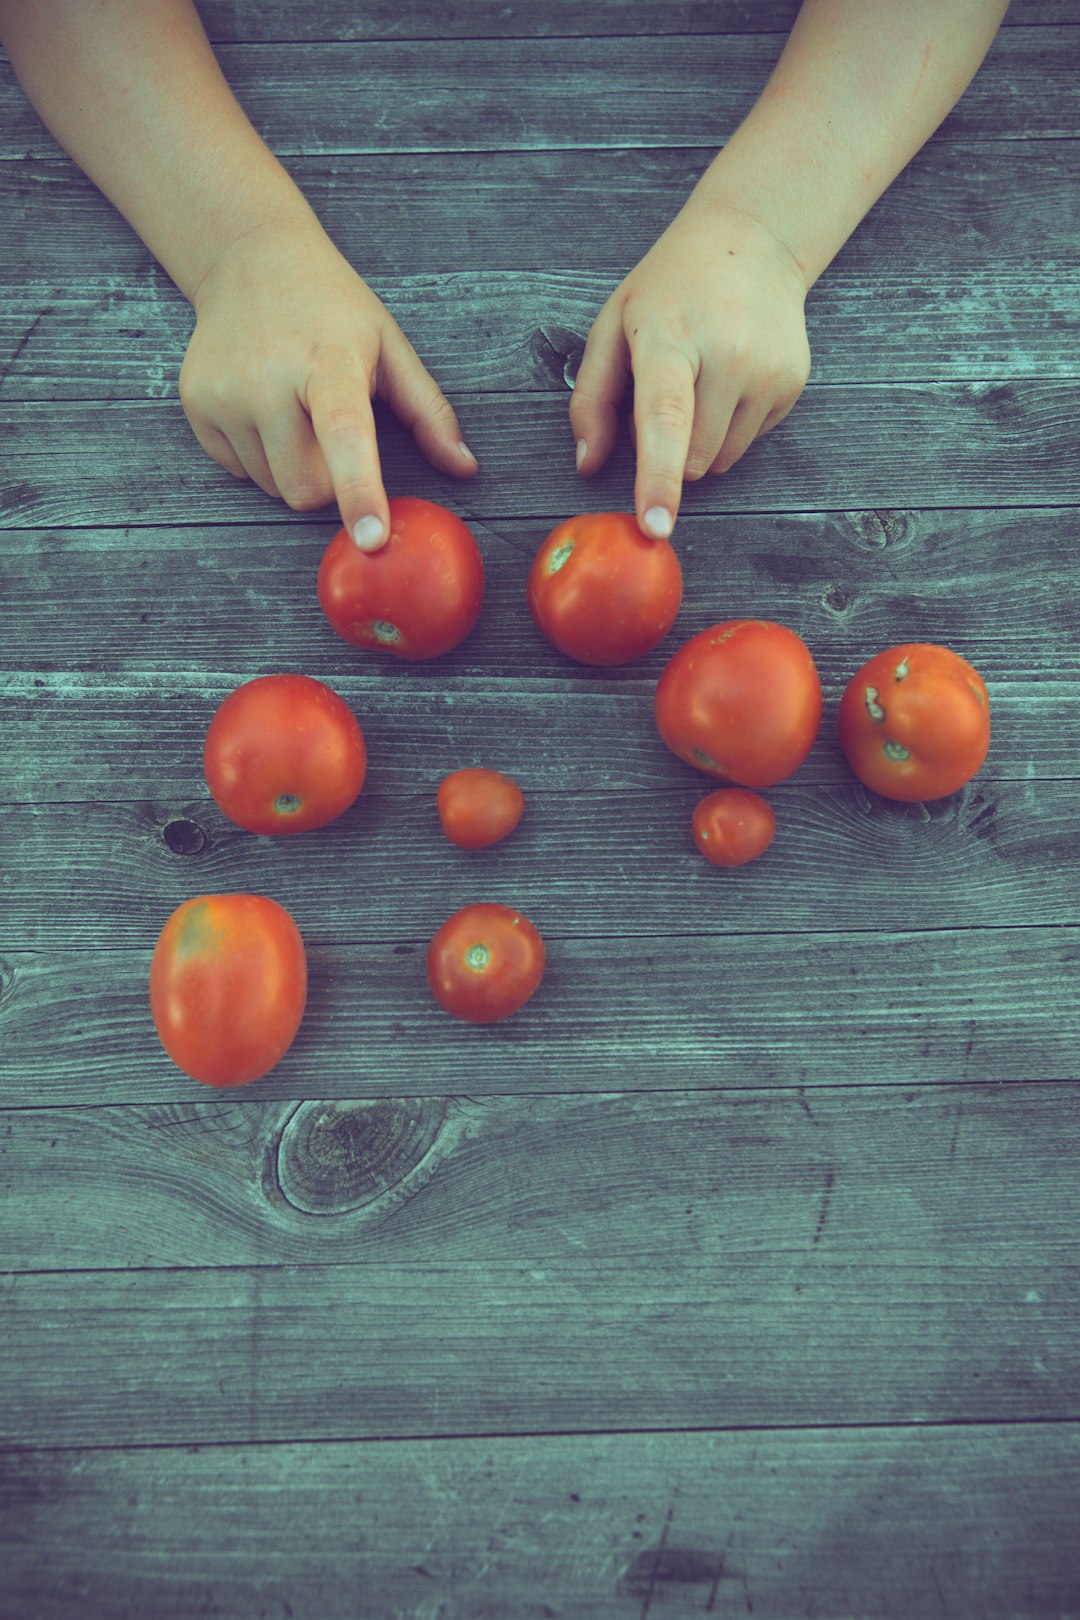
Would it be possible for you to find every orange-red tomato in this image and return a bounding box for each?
[437,768,525,849]
[317,495,484,660]
[527,511,682,665]
[427,903,545,1023]
[837,642,990,801]
[655,620,822,788]
[692,788,777,867]
[150,894,307,1087]
[204,673,367,836]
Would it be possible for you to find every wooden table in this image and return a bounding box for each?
[3,2,1079,1614]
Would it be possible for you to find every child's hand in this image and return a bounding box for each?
[569,200,811,539]
[179,219,477,551]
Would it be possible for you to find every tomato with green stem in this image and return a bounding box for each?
[427,903,545,1023]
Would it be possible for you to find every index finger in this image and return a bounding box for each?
[629,335,697,539]
[306,361,389,551]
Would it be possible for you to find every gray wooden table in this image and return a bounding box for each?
[2,3,1079,1616]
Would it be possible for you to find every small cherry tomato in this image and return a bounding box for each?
[527,510,682,665]
[692,788,777,867]
[317,495,484,660]
[204,673,367,836]
[437,768,525,849]
[837,642,990,801]
[655,620,822,787]
[150,894,307,1086]
[427,903,545,1024]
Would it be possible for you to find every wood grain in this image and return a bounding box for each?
[2,1083,1076,1271]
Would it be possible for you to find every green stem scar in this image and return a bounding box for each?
[465,943,491,972]
[547,541,574,574]
[373,620,403,645]
[864,686,886,721]
[894,657,911,680]
[274,794,303,815]
[884,741,910,762]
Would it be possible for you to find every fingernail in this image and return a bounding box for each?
[458,440,477,464]
[352,515,386,551]
[576,439,588,471]
[643,506,674,539]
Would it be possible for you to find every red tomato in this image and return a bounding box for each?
[427,903,545,1024]
[655,620,822,787]
[527,511,682,665]
[317,495,484,660]
[150,894,307,1086]
[437,768,525,849]
[204,673,367,836]
[837,642,990,801]
[692,788,776,867]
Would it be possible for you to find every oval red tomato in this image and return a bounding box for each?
[655,620,822,788]
[692,788,776,867]
[527,510,682,665]
[150,894,307,1086]
[317,495,484,660]
[427,903,545,1023]
[437,768,525,849]
[837,642,990,801]
[204,673,367,836]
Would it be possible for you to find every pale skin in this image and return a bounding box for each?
[1,0,1010,551]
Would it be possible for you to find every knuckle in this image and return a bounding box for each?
[646,394,694,432]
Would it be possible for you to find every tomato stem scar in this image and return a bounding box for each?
[894,657,911,680]
[547,541,574,574]
[372,620,403,644]
[884,741,910,761]
[465,944,491,971]
[690,747,723,772]
[864,686,886,721]
[274,794,303,815]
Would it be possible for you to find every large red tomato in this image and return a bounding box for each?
[655,620,822,787]
[204,673,367,836]
[527,510,682,665]
[437,768,525,849]
[837,642,990,801]
[427,903,545,1024]
[150,894,307,1086]
[317,495,484,659]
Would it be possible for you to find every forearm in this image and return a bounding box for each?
[692,0,1010,288]
[0,0,319,302]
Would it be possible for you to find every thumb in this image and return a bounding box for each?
[378,327,479,478]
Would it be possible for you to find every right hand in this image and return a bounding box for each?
[179,218,477,551]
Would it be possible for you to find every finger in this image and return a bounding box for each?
[377,329,478,478]
[683,377,741,481]
[258,399,335,512]
[630,333,696,539]
[755,389,802,440]
[306,363,389,552]
[708,396,773,476]
[568,300,630,475]
[187,417,249,483]
[215,419,281,499]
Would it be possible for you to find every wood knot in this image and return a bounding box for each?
[276,1098,446,1214]
[821,581,853,615]
[0,955,15,1012]
[162,817,207,855]
[529,323,585,389]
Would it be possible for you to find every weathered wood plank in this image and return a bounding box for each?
[4,142,1077,284]
[3,384,1079,528]
[1,1083,1076,1272]
[2,509,1074,684]
[2,1423,1079,1620]
[1,928,1076,1105]
[6,253,1080,400]
[3,33,1078,159]
[2,1249,1077,1446]
[1,776,1076,951]
[190,0,1080,42]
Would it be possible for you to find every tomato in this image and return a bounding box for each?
[692,788,776,867]
[527,510,682,665]
[204,673,367,836]
[317,495,484,660]
[427,903,545,1023]
[837,642,990,801]
[437,768,525,849]
[150,894,307,1086]
[655,620,822,787]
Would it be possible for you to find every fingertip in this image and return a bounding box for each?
[350,513,389,552]
[640,505,675,541]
